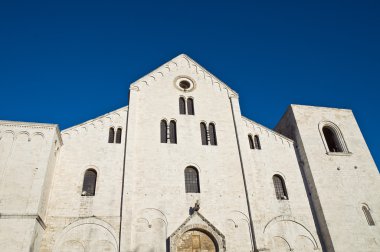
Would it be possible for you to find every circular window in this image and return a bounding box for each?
[179,80,191,90]
[175,77,195,92]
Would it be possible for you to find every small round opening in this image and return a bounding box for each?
[179,80,191,90]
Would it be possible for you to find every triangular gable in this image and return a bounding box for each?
[130,54,238,98]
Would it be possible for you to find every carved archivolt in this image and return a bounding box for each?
[169,211,226,252]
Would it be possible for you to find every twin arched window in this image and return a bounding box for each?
[185,166,200,193]
[320,122,348,153]
[161,119,177,144]
[200,122,217,146]
[108,127,122,144]
[273,175,288,200]
[82,169,97,196]
[248,134,261,150]
[362,205,375,226]
[179,97,194,115]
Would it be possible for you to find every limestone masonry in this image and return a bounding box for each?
[0,54,379,252]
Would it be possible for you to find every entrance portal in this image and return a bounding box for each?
[176,230,217,252]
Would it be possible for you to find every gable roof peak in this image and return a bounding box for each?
[130,54,238,97]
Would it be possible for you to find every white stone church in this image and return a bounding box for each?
[0,54,379,252]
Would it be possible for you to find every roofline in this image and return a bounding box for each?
[0,120,63,146]
[241,115,294,143]
[62,105,129,133]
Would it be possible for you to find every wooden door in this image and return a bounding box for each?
[176,230,216,252]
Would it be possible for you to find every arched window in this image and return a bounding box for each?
[169,120,177,144]
[273,175,288,200]
[184,167,200,193]
[116,128,122,144]
[82,169,97,196]
[108,127,115,143]
[179,97,186,115]
[209,123,217,146]
[254,135,261,150]
[248,135,254,149]
[322,126,343,152]
[200,122,208,145]
[362,205,375,226]
[187,98,194,115]
[160,120,167,143]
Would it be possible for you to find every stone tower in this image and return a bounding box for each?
[276,105,380,252]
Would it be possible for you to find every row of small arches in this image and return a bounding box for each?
[108,127,122,144]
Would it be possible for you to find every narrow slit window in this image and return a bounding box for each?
[273,175,288,200]
[108,127,115,143]
[82,169,97,196]
[248,135,254,149]
[160,120,168,143]
[209,123,217,146]
[187,98,194,115]
[169,120,177,144]
[179,97,186,115]
[200,122,208,145]
[184,166,200,193]
[116,128,122,144]
[254,135,261,150]
[362,206,375,226]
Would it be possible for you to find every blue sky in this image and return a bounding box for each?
[0,0,379,167]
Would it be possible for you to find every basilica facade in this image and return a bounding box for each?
[0,54,379,252]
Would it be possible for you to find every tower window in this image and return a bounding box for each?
[248,135,254,149]
[200,122,208,145]
[82,169,97,196]
[319,122,349,154]
[116,128,122,144]
[187,98,194,115]
[160,120,168,143]
[362,205,375,226]
[254,135,261,150]
[273,175,288,200]
[179,96,195,115]
[108,127,115,143]
[209,123,217,146]
[169,120,177,144]
[185,166,200,193]
[179,97,186,115]
[322,126,343,152]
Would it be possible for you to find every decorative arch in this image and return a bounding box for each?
[53,218,118,252]
[263,215,319,251]
[318,121,349,154]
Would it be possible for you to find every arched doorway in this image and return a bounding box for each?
[176,229,217,252]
